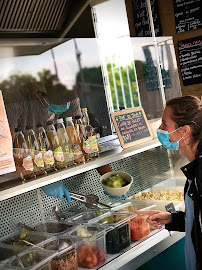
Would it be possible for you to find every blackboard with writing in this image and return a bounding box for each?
[173,0,202,33]
[132,0,162,37]
[178,36,202,86]
[111,107,153,148]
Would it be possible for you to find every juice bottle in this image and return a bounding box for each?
[25,126,45,176]
[85,126,99,158]
[36,124,55,173]
[13,128,35,180]
[56,118,74,167]
[81,108,90,127]
[81,109,99,158]
[74,115,91,160]
[65,117,85,164]
[46,121,65,169]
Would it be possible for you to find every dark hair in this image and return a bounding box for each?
[166,95,202,144]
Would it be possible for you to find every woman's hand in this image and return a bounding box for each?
[135,210,172,229]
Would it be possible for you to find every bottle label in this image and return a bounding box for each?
[34,152,44,167]
[71,143,83,157]
[54,146,64,162]
[65,146,74,159]
[44,150,54,165]
[88,135,99,153]
[22,155,34,171]
[83,139,91,154]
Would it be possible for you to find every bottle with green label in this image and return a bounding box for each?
[81,109,99,159]
[56,118,74,167]
[65,117,85,164]
[25,126,45,176]
[36,124,55,173]
[46,121,66,169]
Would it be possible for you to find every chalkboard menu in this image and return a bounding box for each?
[111,107,153,148]
[132,0,162,37]
[178,36,202,86]
[173,0,202,33]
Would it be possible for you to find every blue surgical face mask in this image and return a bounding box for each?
[156,127,183,150]
[48,102,70,114]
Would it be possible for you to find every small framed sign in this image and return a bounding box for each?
[111,107,153,148]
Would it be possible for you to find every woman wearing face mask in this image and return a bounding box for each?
[136,95,202,270]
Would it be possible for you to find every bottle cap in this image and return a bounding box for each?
[26,125,32,130]
[56,118,64,124]
[81,108,87,112]
[74,115,81,120]
[65,117,73,122]
[15,128,18,132]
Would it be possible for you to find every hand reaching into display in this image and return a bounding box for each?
[135,210,172,229]
[104,191,127,199]
[41,182,71,203]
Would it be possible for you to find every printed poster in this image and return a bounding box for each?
[0,90,16,175]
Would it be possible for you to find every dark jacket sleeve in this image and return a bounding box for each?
[165,211,185,232]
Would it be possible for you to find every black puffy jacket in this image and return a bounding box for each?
[165,140,202,270]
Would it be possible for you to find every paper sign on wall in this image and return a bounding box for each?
[0,90,16,175]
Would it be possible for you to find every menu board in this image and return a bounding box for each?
[111,107,153,148]
[173,0,202,33]
[132,0,162,37]
[178,36,202,86]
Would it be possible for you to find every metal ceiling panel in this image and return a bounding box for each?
[0,0,68,31]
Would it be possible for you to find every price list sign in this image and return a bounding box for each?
[111,107,153,148]
[178,36,202,86]
[173,0,202,33]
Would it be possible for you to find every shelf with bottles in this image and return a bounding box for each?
[12,111,100,183]
[0,138,160,202]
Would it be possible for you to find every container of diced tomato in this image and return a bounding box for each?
[68,225,107,269]
[130,214,150,241]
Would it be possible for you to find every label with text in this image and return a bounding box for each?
[173,0,202,33]
[178,36,202,86]
[0,90,16,175]
[114,111,150,144]
[132,0,162,37]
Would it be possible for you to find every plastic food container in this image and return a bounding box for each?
[69,225,107,269]
[37,235,76,252]
[90,212,136,254]
[130,215,150,241]
[131,186,184,200]
[0,230,50,250]
[6,247,56,270]
[32,221,74,235]
[129,186,184,210]
[111,201,157,212]
[0,243,25,268]
[70,210,109,225]
[37,236,78,270]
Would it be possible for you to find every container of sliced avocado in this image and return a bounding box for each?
[100,171,133,197]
